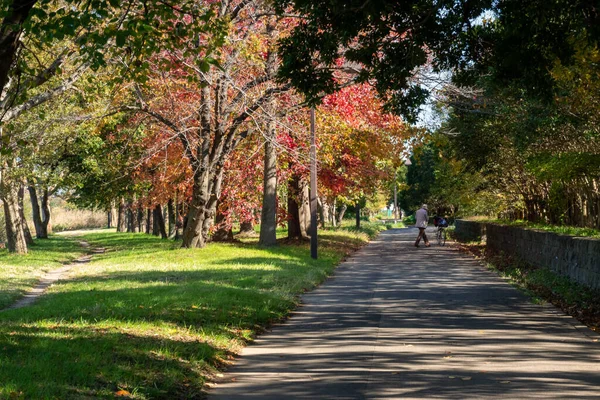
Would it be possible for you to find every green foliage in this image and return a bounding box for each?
[275,0,493,122]
[437,0,600,227]
[21,0,227,80]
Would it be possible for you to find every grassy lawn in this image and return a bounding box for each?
[0,237,85,309]
[468,218,600,238]
[0,223,386,399]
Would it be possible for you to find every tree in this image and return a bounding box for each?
[125,0,299,248]
[274,0,493,121]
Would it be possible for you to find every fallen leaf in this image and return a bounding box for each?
[192,305,199,309]
[448,376,456,379]
[115,389,130,397]
[216,373,224,377]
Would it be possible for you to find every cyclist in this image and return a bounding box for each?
[435,215,449,245]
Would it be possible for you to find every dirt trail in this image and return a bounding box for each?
[3,240,105,311]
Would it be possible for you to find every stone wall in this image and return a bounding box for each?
[454,219,486,243]
[455,220,600,291]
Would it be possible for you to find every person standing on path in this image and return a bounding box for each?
[414,204,430,247]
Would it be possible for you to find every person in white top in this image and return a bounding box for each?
[414,204,430,247]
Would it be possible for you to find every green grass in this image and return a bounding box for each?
[0,236,85,309]
[0,223,380,399]
[481,219,600,238]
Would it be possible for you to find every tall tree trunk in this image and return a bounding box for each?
[181,83,214,249]
[336,203,347,226]
[258,112,278,245]
[239,220,255,236]
[28,185,46,238]
[2,182,28,254]
[153,204,167,239]
[299,180,310,237]
[117,198,127,232]
[181,165,224,248]
[127,205,134,233]
[318,197,329,229]
[17,184,34,245]
[137,208,144,233]
[259,24,278,247]
[40,187,51,235]
[331,198,337,227]
[175,202,184,240]
[146,209,153,234]
[213,204,233,242]
[287,174,302,239]
[355,202,361,229]
[167,199,175,238]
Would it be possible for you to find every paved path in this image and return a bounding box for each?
[210,227,600,399]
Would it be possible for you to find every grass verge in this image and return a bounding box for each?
[469,218,600,238]
[0,222,383,399]
[457,243,600,333]
[0,236,85,309]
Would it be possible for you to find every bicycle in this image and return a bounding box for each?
[436,226,447,246]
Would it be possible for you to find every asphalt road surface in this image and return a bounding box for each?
[209,227,600,399]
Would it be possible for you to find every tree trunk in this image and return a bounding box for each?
[127,206,134,233]
[355,202,361,229]
[331,198,337,227]
[336,203,347,226]
[2,184,28,254]
[27,185,52,239]
[167,199,175,238]
[107,202,117,228]
[17,185,34,245]
[117,198,127,232]
[318,197,329,229]
[181,161,224,248]
[175,202,184,240]
[239,220,255,236]
[287,174,302,239]
[259,96,278,246]
[28,185,46,238]
[146,209,153,234]
[299,179,310,237]
[0,1,38,94]
[153,204,168,239]
[40,187,51,235]
[136,208,143,233]
[213,205,234,242]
